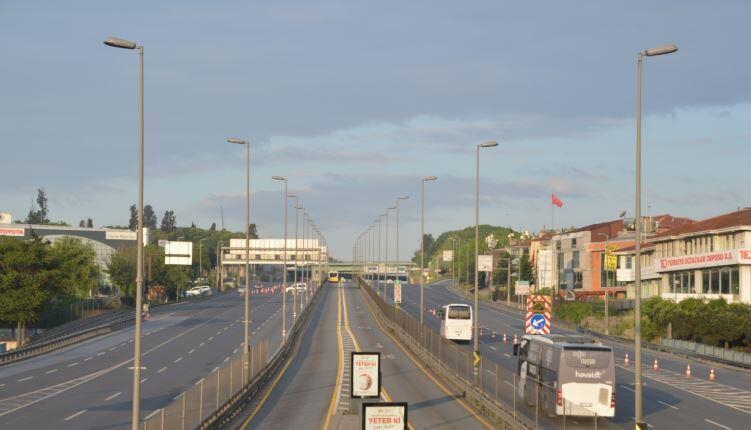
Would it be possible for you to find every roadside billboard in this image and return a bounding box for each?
[351,352,380,398]
[442,250,453,262]
[362,402,408,430]
[394,281,402,304]
[0,226,24,237]
[515,280,530,295]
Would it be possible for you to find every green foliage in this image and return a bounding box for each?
[48,237,100,298]
[553,302,594,325]
[0,237,51,326]
[25,188,49,224]
[108,246,137,298]
[641,297,751,351]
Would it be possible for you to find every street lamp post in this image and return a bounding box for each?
[199,238,205,278]
[290,195,300,316]
[227,137,251,385]
[272,176,288,343]
[448,237,457,288]
[385,206,396,298]
[103,36,145,430]
[634,44,677,430]
[395,196,409,282]
[420,176,437,323]
[474,141,498,386]
[376,215,383,294]
[598,232,611,335]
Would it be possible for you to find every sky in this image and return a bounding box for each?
[1,1,750,260]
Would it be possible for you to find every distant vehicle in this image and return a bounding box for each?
[513,334,615,418]
[237,286,247,296]
[198,285,211,295]
[439,304,472,342]
[286,283,307,293]
[386,279,394,284]
[185,286,203,297]
[223,277,237,288]
[328,271,339,282]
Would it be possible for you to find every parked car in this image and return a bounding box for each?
[186,286,203,297]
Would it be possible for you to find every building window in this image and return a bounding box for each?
[731,267,740,295]
[669,271,694,294]
[701,267,739,295]
[556,252,563,271]
[571,238,577,248]
[574,272,583,289]
[556,240,561,251]
[626,256,633,269]
[572,251,580,268]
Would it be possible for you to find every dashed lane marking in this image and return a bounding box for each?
[157,367,167,374]
[64,409,87,421]
[105,392,121,401]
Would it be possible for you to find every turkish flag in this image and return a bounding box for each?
[551,193,563,208]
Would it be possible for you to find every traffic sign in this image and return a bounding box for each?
[525,295,551,335]
[473,350,481,367]
[394,281,402,305]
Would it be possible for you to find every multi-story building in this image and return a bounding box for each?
[616,208,751,303]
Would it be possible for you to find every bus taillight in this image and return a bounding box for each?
[556,388,562,406]
[610,391,616,408]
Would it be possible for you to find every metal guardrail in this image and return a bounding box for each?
[358,278,533,429]
[661,339,751,367]
[0,312,135,365]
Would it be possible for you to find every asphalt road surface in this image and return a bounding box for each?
[0,289,292,430]
[245,283,493,430]
[373,278,751,430]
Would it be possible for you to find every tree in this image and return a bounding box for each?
[248,223,258,238]
[25,189,50,224]
[160,210,177,232]
[107,246,138,298]
[48,237,99,298]
[209,222,216,231]
[86,218,93,228]
[143,205,157,229]
[0,237,52,346]
[79,220,86,227]
[128,205,138,231]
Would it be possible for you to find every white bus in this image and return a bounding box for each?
[440,304,472,342]
[513,334,615,418]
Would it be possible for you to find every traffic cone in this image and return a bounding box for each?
[653,359,659,371]
[502,334,508,344]
[709,368,716,382]
[624,353,630,367]
[685,364,691,378]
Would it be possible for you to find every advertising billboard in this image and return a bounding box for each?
[394,281,402,304]
[442,250,453,262]
[0,226,24,237]
[362,402,408,430]
[351,352,380,398]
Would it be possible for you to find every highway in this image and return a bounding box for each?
[244,283,493,430]
[0,289,291,430]
[375,278,751,429]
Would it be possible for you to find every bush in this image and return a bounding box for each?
[554,302,594,325]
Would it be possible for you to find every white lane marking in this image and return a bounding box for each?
[97,352,105,356]
[233,348,238,354]
[485,369,496,376]
[622,385,635,393]
[208,336,214,341]
[658,400,679,410]
[704,419,731,430]
[84,357,93,362]
[45,369,58,374]
[144,409,160,420]
[188,349,195,354]
[216,331,222,336]
[105,392,121,401]
[157,367,167,373]
[199,342,205,347]
[504,381,514,387]
[174,357,183,363]
[18,377,33,382]
[140,377,148,383]
[489,346,497,351]
[67,362,79,367]
[109,347,116,351]
[223,357,229,363]
[64,409,87,421]
[503,353,511,358]
[212,367,219,373]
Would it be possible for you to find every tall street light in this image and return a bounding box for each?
[420,176,437,323]
[289,194,299,317]
[376,215,384,293]
[103,36,145,430]
[634,43,677,430]
[395,196,409,282]
[272,176,288,343]
[385,206,397,297]
[448,237,457,288]
[227,137,251,384]
[474,141,498,386]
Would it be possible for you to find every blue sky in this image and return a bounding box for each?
[1,1,750,259]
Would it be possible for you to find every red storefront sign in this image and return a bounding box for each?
[657,249,751,272]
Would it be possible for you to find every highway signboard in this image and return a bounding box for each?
[351,352,381,398]
[164,241,193,265]
[362,402,408,430]
[477,254,493,272]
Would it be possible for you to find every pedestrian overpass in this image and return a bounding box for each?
[328,262,415,282]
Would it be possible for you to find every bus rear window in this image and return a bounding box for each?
[448,306,471,319]
[563,348,611,369]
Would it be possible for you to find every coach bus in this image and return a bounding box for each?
[439,303,472,342]
[513,334,615,418]
[328,271,339,283]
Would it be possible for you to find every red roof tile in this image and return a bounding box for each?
[650,208,751,240]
